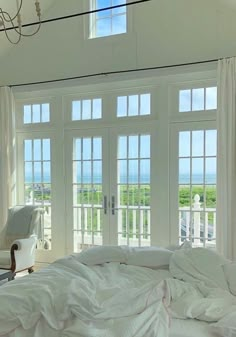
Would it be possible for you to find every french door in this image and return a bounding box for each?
[65,123,156,253]
[16,131,66,263]
[170,121,217,247]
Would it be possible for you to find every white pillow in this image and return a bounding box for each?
[166,240,192,251]
[223,262,236,296]
[170,247,229,290]
[126,246,173,268]
[77,245,127,265]
[211,312,236,337]
[76,245,173,269]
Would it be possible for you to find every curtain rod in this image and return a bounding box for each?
[9,58,218,88]
[0,0,151,32]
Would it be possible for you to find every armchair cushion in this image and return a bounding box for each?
[0,205,43,250]
[0,205,43,272]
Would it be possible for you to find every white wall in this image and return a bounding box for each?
[0,0,236,86]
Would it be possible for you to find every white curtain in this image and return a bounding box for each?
[217,57,236,261]
[0,87,16,229]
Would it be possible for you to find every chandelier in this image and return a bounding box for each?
[0,0,41,44]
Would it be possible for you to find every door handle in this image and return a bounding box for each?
[95,195,107,215]
[103,195,107,215]
[111,195,117,215]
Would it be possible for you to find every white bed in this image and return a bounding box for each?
[170,319,218,337]
[0,245,235,337]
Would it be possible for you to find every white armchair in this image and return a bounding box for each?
[0,205,44,274]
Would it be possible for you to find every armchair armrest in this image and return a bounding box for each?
[11,236,37,272]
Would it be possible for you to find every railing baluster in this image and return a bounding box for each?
[147,209,150,238]
[186,211,190,239]
[140,210,144,236]
[179,211,182,238]
[97,209,101,234]
[132,209,136,238]
[213,212,216,238]
[205,212,209,243]
[179,194,216,246]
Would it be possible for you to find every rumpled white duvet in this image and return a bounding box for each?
[168,248,236,337]
[0,247,235,337]
[0,257,170,337]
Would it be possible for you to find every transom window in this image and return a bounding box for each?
[117,93,151,117]
[179,87,217,112]
[72,98,102,120]
[23,103,50,124]
[90,0,127,38]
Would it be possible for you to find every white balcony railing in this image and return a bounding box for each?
[73,193,216,250]
[179,194,216,247]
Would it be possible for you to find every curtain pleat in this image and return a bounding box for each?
[217,58,236,261]
[0,87,16,228]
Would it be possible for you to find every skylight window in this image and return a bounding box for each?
[90,0,127,38]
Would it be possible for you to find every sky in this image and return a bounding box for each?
[179,87,217,112]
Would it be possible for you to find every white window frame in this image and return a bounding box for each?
[89,0,127,39]
[169,121,217,246]
[169,79,217,123]
[169,78,217,247]
[15,98,66,263]
[13,67,219,262]
[15,97,58,131]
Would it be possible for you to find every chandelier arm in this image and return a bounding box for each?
[19,21,41,37]
[0,0,23,23]
[13,0,41,37]
[0,14,21,44]
[0,11,22,35]
[0,1,41,43]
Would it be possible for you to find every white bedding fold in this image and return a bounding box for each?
[1,246,235,337]
[167,247,236,336]
[0,256,171,337]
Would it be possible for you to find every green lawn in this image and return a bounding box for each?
[179,185,216,208]
[25,183,216,208]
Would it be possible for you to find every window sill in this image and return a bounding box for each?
[84,30,136,47]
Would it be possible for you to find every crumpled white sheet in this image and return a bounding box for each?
[1,246,235,337]
[0,256,171,337]
[167,247,236,335]
[169,247,229,290]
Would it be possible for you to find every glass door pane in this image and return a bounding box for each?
[73,136,104,251]
[65,128,109,253]
[178,129,217,247]
[110,128,152,247]
[23,138,52,250]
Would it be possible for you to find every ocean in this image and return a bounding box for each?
[25,173,216,185]
[179,173,216,184]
